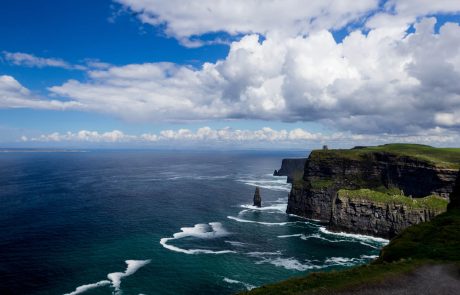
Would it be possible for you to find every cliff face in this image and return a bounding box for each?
[329,195,443,239]
[448,170,460,210]
[274,158,307,183]
[286,146,456,238]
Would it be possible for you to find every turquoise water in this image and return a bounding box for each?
[0,150,388,295]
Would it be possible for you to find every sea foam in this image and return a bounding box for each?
[107,260,151,293]
[240,203,287,213]
[63,259,150,295]
[63,280,111,295]
[256,257,324,271]
[319,227,389,244]
[159,222,236,255]
[223,277,256,290]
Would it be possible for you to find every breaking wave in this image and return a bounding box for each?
[108,260,151,294]
[63,280,111,295]
[319,227,389,244]
[240,203,287,213]
[159,222,236,255]
[64,260,150,295]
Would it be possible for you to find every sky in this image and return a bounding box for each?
[1,0,460,149]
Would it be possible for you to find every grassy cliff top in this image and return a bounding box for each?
[338,189,448,211]
[312,143,460,169]
[238,209,460,295]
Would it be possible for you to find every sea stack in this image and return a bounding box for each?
[253,187,262,207]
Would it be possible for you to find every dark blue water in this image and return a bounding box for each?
[0,150,387,295]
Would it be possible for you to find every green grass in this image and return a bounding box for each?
[379,209,460,262]
[337,189,448,211]
[238,209,460,295]
[238,259,432,295]
[310,178,335,189]
[311,144,460,169]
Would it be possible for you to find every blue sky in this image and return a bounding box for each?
[1,0,460,148]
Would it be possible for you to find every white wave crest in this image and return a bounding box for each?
[247,251,282,257]
[108,260,151,294]
[256,257,324,271]
[288,214,322,223]
[319,227,389,244]
[295,233,380,249]
[63,280,111,295]
[360,254,379,259]
[159,222,236,255]
[64,260,150,295]
[277,234,305,238]
[240,203,287,213]
[227,216,294,226]
[223,277,256,290]
[324,256,361,266]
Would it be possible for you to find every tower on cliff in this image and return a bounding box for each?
[253,186,262,207]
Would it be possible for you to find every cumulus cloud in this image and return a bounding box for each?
[3,1,460,139]
[44,18,460,134]
[115,0,379,46]
[29,130,134,142]
[0,75,80,109]
[25,126,460,148]
[366,0,460,29]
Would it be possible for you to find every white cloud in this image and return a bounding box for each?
[31,130,134,142]
[3,2,460,139]
[2,51,87,70]
[366,1,460,30]
[26,126,460,147]
[2,52,113,71]
[43,18,460,134]
[0,75,80,109]
[115,0,379,46]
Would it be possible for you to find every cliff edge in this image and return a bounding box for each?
[287,144,460,238]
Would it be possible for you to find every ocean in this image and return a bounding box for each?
[0,150,388,295]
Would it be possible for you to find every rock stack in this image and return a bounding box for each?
[253,187,262,207]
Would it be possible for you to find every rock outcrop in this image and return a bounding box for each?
[274,158,307,183]
[329,195,443,239]
[253,187,262,207]
[286,144,458,238]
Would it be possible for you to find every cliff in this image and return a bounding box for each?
[240,158,460,295]
[329,190,445,239]
[273,158,306,183]
[287,144,459,238]
[448,170,460,210]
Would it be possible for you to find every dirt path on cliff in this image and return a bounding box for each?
[335,264,460,295]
